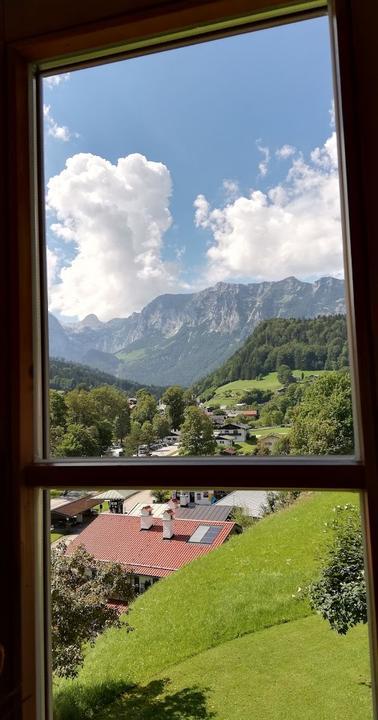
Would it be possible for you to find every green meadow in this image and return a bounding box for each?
[54,490,372,720]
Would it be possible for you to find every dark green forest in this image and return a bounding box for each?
[194,316,348,394]
[49,358,164,397]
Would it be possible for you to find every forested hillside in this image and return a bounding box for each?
[194,316,348,394]
[49,358,164,397]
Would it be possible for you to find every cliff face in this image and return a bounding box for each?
[49,276,345,386]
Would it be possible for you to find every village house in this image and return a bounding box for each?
[219,423,249,442]
[128,499,234,522]
[216,490,268,519]
[172,490,214,506]
[216,435,234,448]
[50,493,100,527]
[67,507,235,593]
[258,434,281,452]
[238,409,259,420]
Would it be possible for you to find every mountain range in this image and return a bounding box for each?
[49,276,345,386]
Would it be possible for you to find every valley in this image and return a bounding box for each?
[49,276,345,386]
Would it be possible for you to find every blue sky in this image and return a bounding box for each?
[43,16,343,321]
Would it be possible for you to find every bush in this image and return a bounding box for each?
[308,504,366,634]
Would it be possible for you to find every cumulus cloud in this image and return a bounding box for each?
[194,131,343,283]
[45,73,70,88]
[256,141,270,177]
[276,144,296,160]
[47,152,181,320]
[43,104,72,142]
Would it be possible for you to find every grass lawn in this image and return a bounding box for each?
[205,370,329,407]
[95,501,109,513]
[255,426,289,438]
[142,616,372,720]
[54,491,363,720]
[94,617,372,720]
[50,532,64,543]
[234,440,255,455]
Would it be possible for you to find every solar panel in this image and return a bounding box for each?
[189,525,222,544]
[188,525,211,543]
[201,526,222,544]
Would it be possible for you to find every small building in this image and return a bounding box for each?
[211,414,227,426]
[216,435,234,448]
[239,410,259,419]
[95,489,127,514]
[219,423,249,442]
[163,431,180,445]
[258,434,281,452]
[67,509,235,593]
[172,490,214,506]
[50,494,100,526]
[216,490,268,519]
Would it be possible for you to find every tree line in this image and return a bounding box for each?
[49,357,164,396]
[194,315,348,395]
[49,383,216,457]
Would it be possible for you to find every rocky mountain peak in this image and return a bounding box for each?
[49,277,345,386]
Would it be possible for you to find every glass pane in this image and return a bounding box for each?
[50,488,373,719]
[43,17,355,459]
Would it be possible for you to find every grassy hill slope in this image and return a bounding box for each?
[54,491,364,720]
[194,316,348,396]
[145,617,371,720]
[203,370,328,407]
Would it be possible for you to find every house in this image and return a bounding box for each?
[129,500,234,522]
[50,494,101,526]
[67,508,235,593]
[210,413,227,426]
[216,490,268,519]
[239,410,259,419]
[258,434,281,452]
[219,423,249,442]
[163,431,180,445]
[95,489,127,514]
[216,435,234,448]
[172,490,214,506]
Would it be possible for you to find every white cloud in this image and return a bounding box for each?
[329,99,335,128]
[47,152,181,320]
[223,179,239,199]
[45,73,70,88]
[43,104,72,142]
[46,246,59,290]
[195,132,343,283]
[194,194,210,228]
[276,144,296,160]
[256,141,270,177]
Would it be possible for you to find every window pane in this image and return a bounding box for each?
[50,488,372,719]
[43,17,355,459]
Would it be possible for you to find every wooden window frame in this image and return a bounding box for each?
[2,0,378,718]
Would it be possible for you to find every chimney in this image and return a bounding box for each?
[179,492,189,507]
[140,505,153,530]
[169,497,180,511]
[162,508,174,539]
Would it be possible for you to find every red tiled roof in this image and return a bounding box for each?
[67,514,235,578]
